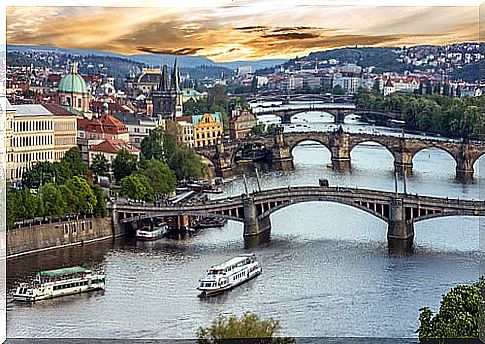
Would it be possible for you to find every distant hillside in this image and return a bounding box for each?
[8,45,286,71]
[451,60,483,82]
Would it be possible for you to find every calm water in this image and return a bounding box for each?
[6,111,484,339]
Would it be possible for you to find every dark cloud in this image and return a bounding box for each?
[235,26,268,31]
[261,32,320,40]
[137,46,203,55]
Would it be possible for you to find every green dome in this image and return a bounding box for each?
[58,73,88,94]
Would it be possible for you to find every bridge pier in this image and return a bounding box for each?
[333,110,346,124]
[455,145,475,182]
[243,195,271,237]
[394,151,413,176]
[270,126,294,172]
[330,130,351,172]
[387,197,414,241]
[456,168,474,182]
[281,113,292,124]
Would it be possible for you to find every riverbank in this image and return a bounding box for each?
[7,216,122,259]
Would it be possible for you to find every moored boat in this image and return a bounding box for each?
[13,266,105,302]
[197,254,262,297]
[195,217,227,229]
[135,223,168,241]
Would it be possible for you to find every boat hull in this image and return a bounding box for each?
[198,268,262,298]
[13,284,105,302]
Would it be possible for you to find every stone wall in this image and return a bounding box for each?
[7,217,119,258]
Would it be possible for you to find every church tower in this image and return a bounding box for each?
[152,60,183,120]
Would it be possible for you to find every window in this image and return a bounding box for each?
[77,98,82,108]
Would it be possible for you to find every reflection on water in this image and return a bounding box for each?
[7,113,482,339]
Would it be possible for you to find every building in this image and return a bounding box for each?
[5,100,15,184]
[229,107,258,139]
[175,116,195,148]
[88,139,140,166]
[333,73,363,94]
[57,62,91,113]
[132,68,162,95]
[77,103,130,162]
[7,103,77,183]
[193,113,223,148]
[151,60,183,120]
[113,113,165,148]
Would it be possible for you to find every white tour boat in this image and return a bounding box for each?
[197,254,262,297]
[13,266,105,302]
[135,223,168,241]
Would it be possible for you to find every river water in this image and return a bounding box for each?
[6,110,484,340]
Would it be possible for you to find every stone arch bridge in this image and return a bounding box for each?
[253,105,402,124]
[110,185,484,248]
[195,129,485,182]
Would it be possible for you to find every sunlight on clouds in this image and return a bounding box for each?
[6,5,480,61]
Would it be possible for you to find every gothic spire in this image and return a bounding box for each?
[159,64,170,92]
[172,58,181,92]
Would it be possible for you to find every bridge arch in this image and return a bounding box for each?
[472,152,485,176]
[287,137,332,158]
[258,198,388,224]
[348,140,396,166]
[411,147,458,176]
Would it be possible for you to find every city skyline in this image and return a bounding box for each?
[7,4,479,61]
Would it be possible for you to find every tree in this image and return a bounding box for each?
[90,154,110,177]
[39,183,67,217]
[138,159,176,196]
[112,150,138,183]
[417,279,484,340]
[372,80,381,95]
[141,128,164,161]
[121,175,150,201]
[168,146,206,180]
[92,184,107,217]
[64,176,97,214]
[250,123,266,136]
[332,85,345,95]
[22,161,61,189]
[197,312,294,343]
[61,147,88,179]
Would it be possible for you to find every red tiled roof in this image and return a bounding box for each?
[176,115,193,122]
[77,114,128,135]
[42,103,77,116]
[90,139,140,154]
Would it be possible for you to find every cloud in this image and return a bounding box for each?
[6,5,479,61]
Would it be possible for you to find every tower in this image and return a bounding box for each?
[151,60,183,120]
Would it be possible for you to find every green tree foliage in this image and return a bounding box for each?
[39,183,67,217]
[355,88,485,137]
[250,123,266,136]
[64,177,97,214]
[137,159,176,196]
[112,150,139,183]
[417,279,484,340]
[90,154,111,177]
[61,147,88,179]
[197,312,294,344]
[121,175,150,201]
[167,146,206,180]
[332,85,346,95]
[141,128,164,161]
[92,185,107,217]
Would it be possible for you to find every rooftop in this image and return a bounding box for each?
[90,139,140,154]
[39,266,87,278]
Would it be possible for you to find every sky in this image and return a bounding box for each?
[6,2,481,62]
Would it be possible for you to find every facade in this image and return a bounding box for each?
[133,68,162,95]
[175,116,195,148]
[152,61,183,120]
[5,101,15,183]
[182,88,206,103]
[43,104,78,161]
[57,62,90,113]
[7,103,77,183]
[193,113,223,148]
[88,139,140,166]
[229,107,258,139]
[113,113,165,148]
[77,103,130,162]
[333,73,363,94]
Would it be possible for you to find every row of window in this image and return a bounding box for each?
[232,271,246,280]
[15,120,53,133]
[12,135,53,148]
[54,121,76,132]
[195,139,218,147]
[7,150,53,163]
[195,132,221,139]
[53,280,89,290]
[55,137,76,146]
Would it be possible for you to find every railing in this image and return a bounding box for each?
[10,213,97,230]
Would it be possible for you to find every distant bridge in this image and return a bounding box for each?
[109,185,484,246]
[195,129,485,182]
[247,93,354,103]
[252,104,402,124]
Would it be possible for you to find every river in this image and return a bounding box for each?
[6,110,483,340]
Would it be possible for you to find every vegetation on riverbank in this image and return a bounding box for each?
[355,88,484,138]
[417,278,484,340]
[197,312,294,343]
